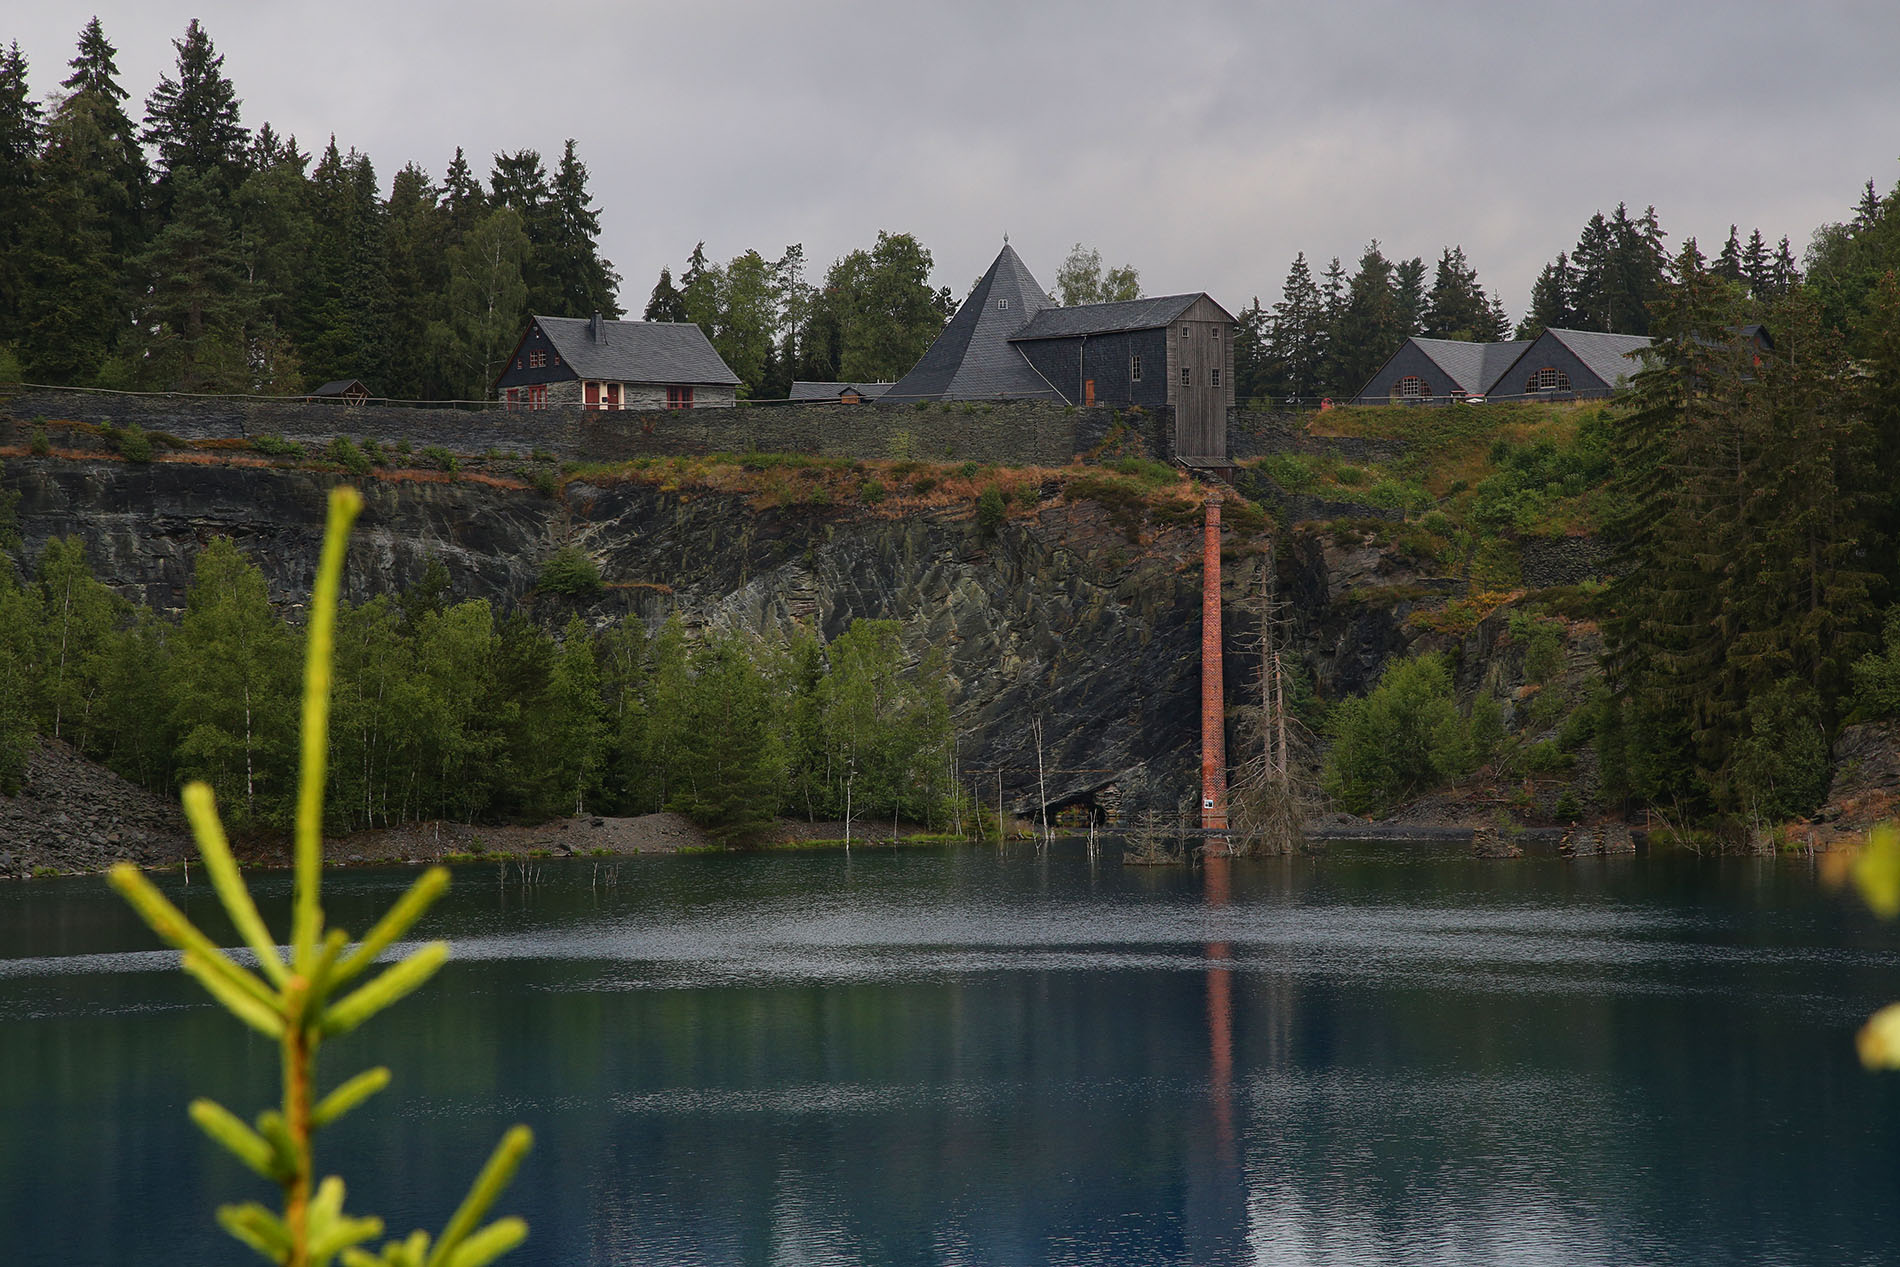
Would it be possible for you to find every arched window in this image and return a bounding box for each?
[1527,367,1572,393]
[1395,375,1431,399]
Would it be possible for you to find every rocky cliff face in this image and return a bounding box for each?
[7,457,1242,816]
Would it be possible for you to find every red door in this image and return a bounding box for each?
[604,383,621,411]
[584,382,600,410]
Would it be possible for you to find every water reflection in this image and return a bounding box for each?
[4,845,1900,1265]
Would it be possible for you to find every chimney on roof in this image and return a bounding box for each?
[590,311,603,343]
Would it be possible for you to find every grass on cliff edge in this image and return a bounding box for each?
[557,452,1256,538]
[1241,400,1616,563]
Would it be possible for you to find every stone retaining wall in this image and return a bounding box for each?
[0,388,1156,468]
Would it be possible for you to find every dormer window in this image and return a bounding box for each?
[527,350,547,369]
[1527,367,1571,392]
[1397,375,1430,399]
[998,298,1009,310]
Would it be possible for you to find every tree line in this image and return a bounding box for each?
[1594,173,1900,829]
[1233,205,1807,404]
[0,529,959,842]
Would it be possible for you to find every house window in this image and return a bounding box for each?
[1211,368,1221,387]
[1181,325,1189,338]
[1527,367,1571,393]
[506,387,519,408]
[1130,355,1143,382]
[1180,367,1191,386]
[525,383,548,410]
[1396,375,1431,399]
[1212,326,1220,340]
[527,349,547,369]
[998,298,1009,310]
[667,385,695,410]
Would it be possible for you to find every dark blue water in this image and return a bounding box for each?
[4,843,1900,1265]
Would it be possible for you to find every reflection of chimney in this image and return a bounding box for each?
[1205,854,1235,1162]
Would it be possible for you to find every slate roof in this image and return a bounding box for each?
[535,316,741,386]
[1009,294,1206,341]
[881,245,1063,403]
[1411,337,1531,395]
[789,380,894,402]
[1540,328,1652,390]
[311,379,369,397]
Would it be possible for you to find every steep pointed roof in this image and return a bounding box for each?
[882,244,1063,403]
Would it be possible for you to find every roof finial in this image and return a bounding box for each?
[1003,231,1009,245]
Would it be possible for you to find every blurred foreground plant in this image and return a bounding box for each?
[107,486,531,1267]
[1851,824,1900,1069]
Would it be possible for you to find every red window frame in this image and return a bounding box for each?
[666,386,694,410]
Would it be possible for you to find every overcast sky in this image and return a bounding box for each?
[13,1,1900,320]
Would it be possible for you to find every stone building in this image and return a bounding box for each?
[495,313,741,409]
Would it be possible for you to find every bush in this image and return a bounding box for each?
[253,434,305,458]
[910,475,939,495]
[420,445,458,473]
[1520,619,1566,685]
[976,486,1006,536]
[859,479,886,504]
[1107,456,1178,486]
[29,426,50,456]
[1321,652,1483,816]
[537,545,601,597]
[116,422,153,463]
[1854,606,1900,720]
[327,436,371,475]
[1729,678,1832,821]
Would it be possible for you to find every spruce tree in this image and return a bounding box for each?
[59,15,146,264]
[301,140,392,388]
[142,18,250,207]
[1232,298,1269,405]
[1714,225,1745,283]
[543,140,621,318]
[1421,245,1492,340]
[382,161,443,399]
[1600,240,1751,811]
[439,146,486,248]
[1266,252,1325,402]
[1328,241,1402,398]
[0,42,41,339]
[678,240,720,336]
[1569,212,1614,331]
[125,170,257,391]
[17,96,121,384]
[643,266,689,323]
[1393,256,1425,338]
[1742,228,1772,300]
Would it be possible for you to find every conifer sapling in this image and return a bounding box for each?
[108,485,532,1267]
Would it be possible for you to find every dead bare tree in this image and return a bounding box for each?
[1228,544,1309,856]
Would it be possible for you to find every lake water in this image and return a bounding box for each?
[4,842,1900,1266]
